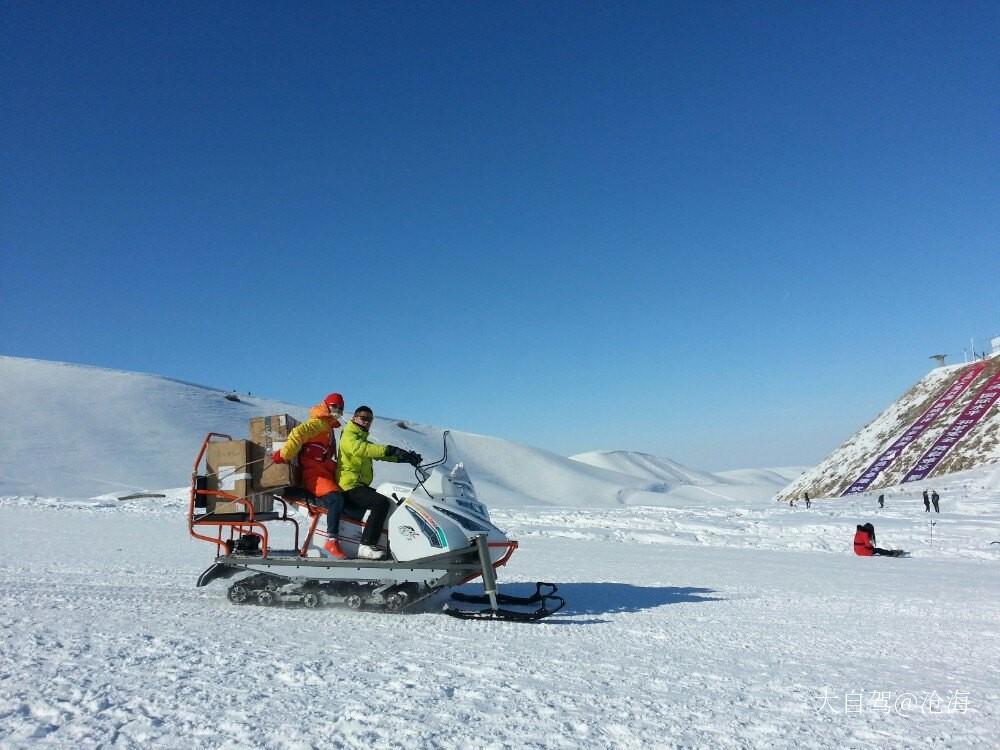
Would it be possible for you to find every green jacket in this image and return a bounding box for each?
[337,420,397,491]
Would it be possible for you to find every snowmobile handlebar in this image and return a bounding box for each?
[410,430,450,497]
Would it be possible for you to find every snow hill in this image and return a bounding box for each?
[0,355,798,506]
[570,450,723,487]
[777,353,1000,502]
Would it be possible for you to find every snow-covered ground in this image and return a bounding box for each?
[2,468,998,749]
[1,356,998,748]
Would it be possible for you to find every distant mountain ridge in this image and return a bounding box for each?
[0,355,795,506]
[777,354,1000,501]
[570,450,724,487]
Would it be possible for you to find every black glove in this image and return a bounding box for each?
[386,446,422,466]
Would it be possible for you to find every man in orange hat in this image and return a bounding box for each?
[272,393,348,558]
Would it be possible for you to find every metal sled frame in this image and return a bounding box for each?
[277,486,391,557]
[188,432,306,556]
[197,531,520,614]
[199,543,482,589]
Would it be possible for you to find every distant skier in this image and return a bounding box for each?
[922,489,930,512]
[931,489,940,513]
[853,523,905,557]
[804,492,811,509]
[878,494,885,509]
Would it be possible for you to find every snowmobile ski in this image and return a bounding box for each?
[444,581,566,622]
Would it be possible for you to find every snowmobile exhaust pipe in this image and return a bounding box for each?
[474,534,499,612]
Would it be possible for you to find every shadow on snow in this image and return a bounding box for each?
[445,581,722,624]
[554,582,721,615]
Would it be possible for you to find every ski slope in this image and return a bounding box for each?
[902,370,1000,483]
[841,362,986,495]
[779,355,1000,502]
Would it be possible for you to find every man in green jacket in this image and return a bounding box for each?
[338,405,422,560]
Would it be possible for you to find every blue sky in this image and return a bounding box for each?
[2,1,997,469]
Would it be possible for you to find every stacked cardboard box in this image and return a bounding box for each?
[201,415,308,514]
[250,414,302,489]
[205,439,271,513]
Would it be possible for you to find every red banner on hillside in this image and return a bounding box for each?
[901,369,1000,483]
[841,363,986,495]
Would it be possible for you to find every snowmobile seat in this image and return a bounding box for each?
[278,487,367,523]
[279,487,317,504]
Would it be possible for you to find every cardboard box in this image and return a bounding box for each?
[208,492,276,515]
[257,438,302,489]
[205,440,271,513]
[250,414,303,489]
[250,414,300,449]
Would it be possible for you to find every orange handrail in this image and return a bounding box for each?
[188,432,299,557]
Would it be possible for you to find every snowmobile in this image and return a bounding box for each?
[188,431,564,621]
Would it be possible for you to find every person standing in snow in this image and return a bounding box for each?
[272,393,348,559]
[878,494,885,509]
[804,492,811,509]
[337,405,422,560]
[923,489,931,512]
[931,489,940,513]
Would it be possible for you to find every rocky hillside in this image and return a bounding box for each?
[776,353,1000,501]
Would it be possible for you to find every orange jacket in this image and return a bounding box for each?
[277,404,340,464]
